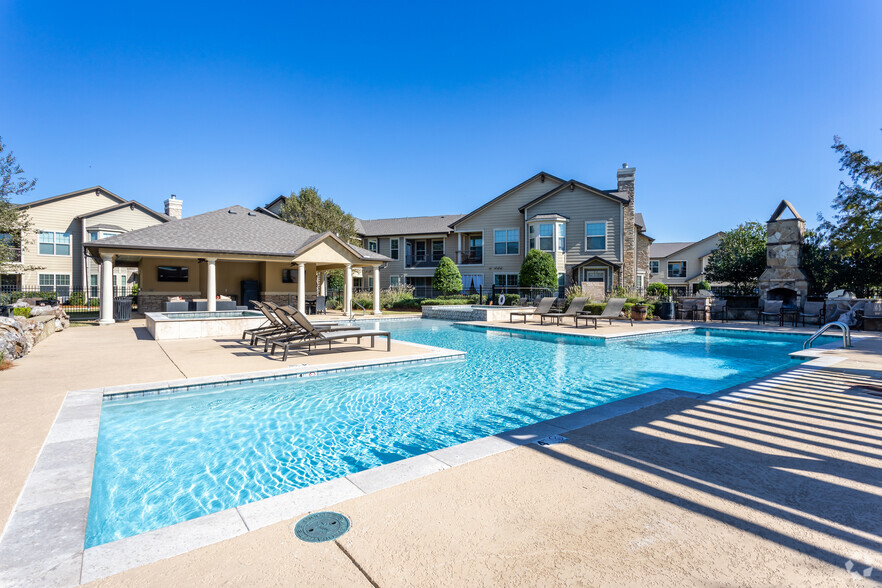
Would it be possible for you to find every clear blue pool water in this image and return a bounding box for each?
[85,320,812,547]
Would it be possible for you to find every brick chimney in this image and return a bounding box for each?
[164,194,182,219]
[617,164,637,289]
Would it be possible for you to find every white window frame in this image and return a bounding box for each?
[493,273,519,287]
[38,273,71,297]
[367,239,378,253]
[390,275,400,287]
[667,260,687,278]
[557,222,566,252]
[38,231,72,257]
[431,239,445,262]
[493,228,520,256]
[584,221,607,252]
[390,238,399,260]
[649,260,659,274]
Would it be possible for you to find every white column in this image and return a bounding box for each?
[344,263,353,316]
[297,262,306,314]
[99,254,115,325]
[206,258,217,312]
[320,272,328,297]
[372,265,382,315]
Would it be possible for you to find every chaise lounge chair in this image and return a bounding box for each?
[509,297,558,323]
[270,310,391,361]
[242,301,288,344]
[253,306,357,351]
[539,297,589,326]
[574,298,632,329]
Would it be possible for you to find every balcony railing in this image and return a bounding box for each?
[456,250,483,265]
[405,255,442,269]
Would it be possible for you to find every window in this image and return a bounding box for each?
[415,241,426,261]
[38,231,71,255]
[390,238,399,260]
[90,275,98,298]
[390,275,400,287]
[368,239,378,253]
[38,274,70,297]
[494,273,518,287]
[585,223,606,251]
[493,229,519,255]
[649,260,659,274]
[558,273,566,287]
[557,223,566,252]
[538,224,553,251]
[89,231,99,241]
[431,240,444,262]
[469,235,482,259]
[282,269,299,283]
[636,274,644,290]
[584,270,605,282]
[157,266,189,282]
[668,261,687,278]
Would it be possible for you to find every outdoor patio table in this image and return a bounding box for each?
[780,308,798,327]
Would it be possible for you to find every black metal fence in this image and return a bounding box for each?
[0,285,136,318]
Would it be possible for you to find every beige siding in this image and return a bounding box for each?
[526,186,623,266]
[649,234,723,286]
[20,190,121,289]
[454,176,563,277]
[372,233,456,289]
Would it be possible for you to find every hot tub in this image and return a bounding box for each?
[146,310,267,340]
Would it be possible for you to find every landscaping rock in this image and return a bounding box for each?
[0,316,30,359]
[0,306,70,360]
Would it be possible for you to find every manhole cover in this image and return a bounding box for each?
[294,511,350,543]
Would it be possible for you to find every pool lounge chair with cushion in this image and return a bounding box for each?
[539,297,590,326]
[574,298,632,329]
[271,311,390,361]
[800,301,825,327]
[510,297,558,323]
[758,300,784,325]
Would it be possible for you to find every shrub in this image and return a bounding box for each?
[391,298,421,310]
[582,303,606,315]
[433,257,462,296]
[519,249,557,289]
[0,291,57,305]
[380,284,415,309]
[696,280,711,292]
[646,282,670,298]
[68,292,86,306]
[13,307,31,318]
[421,296,477,306]
[88,298,101,307]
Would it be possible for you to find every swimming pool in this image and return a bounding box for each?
[86,320,811,547]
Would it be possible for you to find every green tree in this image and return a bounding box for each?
[432,256,462,296]
[326,269,344,292]
[646,282,670,298]
[704,222,766,291]
[518,249,557,289]
[821,132,882,258]
[279,186,358,244]
[0,137,38,273]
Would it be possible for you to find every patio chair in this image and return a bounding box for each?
[676,300,697,321]
[709,299,728,322]
[692,299,708,322]
[539,297,589,326]
[800,301,825,327]
[315,296,327,314]
[574,298,632,329]
[758,300,784,325]
[861,302,882,330]
[242,302,288,344]
[254,306,357,351]
[509,297,557,323]
[270,310,391,361]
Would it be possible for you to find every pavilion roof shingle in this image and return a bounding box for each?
[85,205,388,261]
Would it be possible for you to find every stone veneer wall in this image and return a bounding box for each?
[637,234,651,285]
[137,294,166,313]
[421,305,516,322]
[618,165,637,290]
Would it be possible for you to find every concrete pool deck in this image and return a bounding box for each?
[1,317,881,585]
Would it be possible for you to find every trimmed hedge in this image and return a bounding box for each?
[0,291,58,305]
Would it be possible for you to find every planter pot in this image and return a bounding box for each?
[657,302,675,320]
[631,305,648,321]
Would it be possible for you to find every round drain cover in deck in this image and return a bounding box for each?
[294,511,350,543]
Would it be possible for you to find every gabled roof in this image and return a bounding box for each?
[571,256,621,270]
[16,186,127,209]
[526,213,570,222]
[358,214,463,237]
[649,231,725,259]
[450,172,565,228]
[768,200,803,222]
[518,179,629,212]
[85,223,126,232]
[76,200,169,223]
[254,206,281,219]
[264,195,288,211]
[84,205,389,262]
[635,213,646,231]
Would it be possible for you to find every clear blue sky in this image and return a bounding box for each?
[2,1,880,241]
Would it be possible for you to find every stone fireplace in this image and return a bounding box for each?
[758,200,809,308]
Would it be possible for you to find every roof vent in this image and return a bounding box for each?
[248,211,256,216]
[228,209,238,214]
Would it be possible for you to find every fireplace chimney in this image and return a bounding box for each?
[164,194,182,220]
[758,200,809,308]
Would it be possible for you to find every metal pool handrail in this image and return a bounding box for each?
[803,321,851,349]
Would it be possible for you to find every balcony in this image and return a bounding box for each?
[405,255,442,269]
[456,250,483,265]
